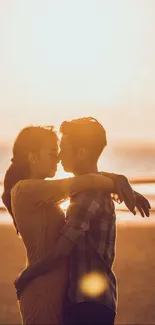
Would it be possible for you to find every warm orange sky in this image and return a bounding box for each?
[0,0,155,144]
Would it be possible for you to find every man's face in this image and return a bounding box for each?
[59,135,77,173]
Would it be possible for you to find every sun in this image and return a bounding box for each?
[51,163,73,211]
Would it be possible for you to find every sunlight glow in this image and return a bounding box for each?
[47,163,73,211]
[59,199,70,212]
[0,1,155,141]
[79,271,108,297]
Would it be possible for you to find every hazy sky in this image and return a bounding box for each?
[0,0,155,143]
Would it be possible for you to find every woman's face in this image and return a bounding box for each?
[29,136,59,179]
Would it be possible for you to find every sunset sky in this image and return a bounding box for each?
[0,0,155,144]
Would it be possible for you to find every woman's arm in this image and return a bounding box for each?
[17,174,115,205]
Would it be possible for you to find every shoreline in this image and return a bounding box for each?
[0,223,155,324]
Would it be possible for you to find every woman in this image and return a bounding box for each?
[2,125,119,325]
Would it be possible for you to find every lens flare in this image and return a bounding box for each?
[79,271,108,297]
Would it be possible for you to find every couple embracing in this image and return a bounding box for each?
[2,117,150,325]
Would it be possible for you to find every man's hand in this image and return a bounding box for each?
[14,226,83,299]
[134,191,151,218]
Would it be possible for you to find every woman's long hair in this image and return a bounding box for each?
[2,126,57,235]
[2,163,30,234]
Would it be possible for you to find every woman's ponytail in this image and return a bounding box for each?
[2,162,29,234]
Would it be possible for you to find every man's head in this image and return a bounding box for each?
[59,117,107,174]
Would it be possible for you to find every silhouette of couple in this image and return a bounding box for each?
[2,117,151,325]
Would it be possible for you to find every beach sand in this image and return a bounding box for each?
[0,222,155,324]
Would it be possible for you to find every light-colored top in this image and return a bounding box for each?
[11,179,68,325]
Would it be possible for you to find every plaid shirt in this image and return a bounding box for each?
[60,189,117,313]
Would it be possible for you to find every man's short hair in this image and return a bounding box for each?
[60,117,107,160]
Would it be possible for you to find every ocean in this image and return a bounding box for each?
[0,142,155,224]
[0,182,155,225]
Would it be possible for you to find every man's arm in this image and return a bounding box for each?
[15,192,101,298]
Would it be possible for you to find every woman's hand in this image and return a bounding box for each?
[114,175,136,214]
[112,175,151,217]
[134,191,151,217]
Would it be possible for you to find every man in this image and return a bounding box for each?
[15,117,150,324]
[59,117,117,324]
